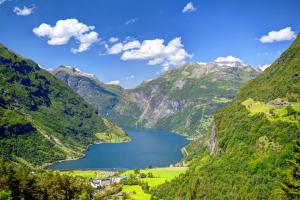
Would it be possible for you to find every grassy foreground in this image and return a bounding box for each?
[57,170,116,179]
[56,167,187,200]
[121,167,188,188]
[122,185,151,200]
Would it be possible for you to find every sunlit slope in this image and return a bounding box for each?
[0,44,128,167]
[152,34,300,199]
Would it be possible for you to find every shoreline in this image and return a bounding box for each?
[44,127,188,171]
[43,136,131,170]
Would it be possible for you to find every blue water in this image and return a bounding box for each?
[48,128,189,170]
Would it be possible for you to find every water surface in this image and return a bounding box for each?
[49,128,188,170]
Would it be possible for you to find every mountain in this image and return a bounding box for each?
[0,44,129,167]
[50,66,124,117]
[52,61,260,138]
[152,34,300,199]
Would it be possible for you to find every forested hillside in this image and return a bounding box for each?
[0,44,129,167]
[0,157,92,200]
[152,34,300,199]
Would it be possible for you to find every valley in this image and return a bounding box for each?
[52,61,260,139]
[0,35,299,199]
[0,1,299,199]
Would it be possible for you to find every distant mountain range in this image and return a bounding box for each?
[0,44,129,167]
[51,60,260,138]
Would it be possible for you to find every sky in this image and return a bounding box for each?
[0,0,299,88]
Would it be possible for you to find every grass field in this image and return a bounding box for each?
[56,167,187,199]
[121,167,187,188]
[57,170,115,179]
[122,185,151,200]
[242,98,300,123]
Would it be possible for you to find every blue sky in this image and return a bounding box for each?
[0,0,299,88]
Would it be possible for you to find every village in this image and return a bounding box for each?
[86,169,159,199]
[89,175,128,188]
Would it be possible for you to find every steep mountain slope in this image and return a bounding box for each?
[152,34,300,199]
[120,61,259,138]
[53,61,259,138]
[0,44,129,167]
[50,66,124,116]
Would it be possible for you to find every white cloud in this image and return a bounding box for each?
[122,37,191,71]
[123,40,141,50]
[106,80,120,85]
[109,37,119,43]
[106,42,123,54]
[259,27,296,43]
[259,64,271,71]
[13,5,35,16]
[214,55,242,63]
[105,37,190,71]
[71,31,99,53]
[33,18,99,53]
[182,2,197,13]
[106,40,141,54]
[125,18,137,25]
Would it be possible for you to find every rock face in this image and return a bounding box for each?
[112,61,260,138]
[52,61,260,138]
[51,66,124,116]
[205,124,217,155]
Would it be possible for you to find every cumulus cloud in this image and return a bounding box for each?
[123,40,141,50]
[13,5,35,16]
[123,38,191,71]
[71,31,99,53]
[109,37,119,43]
[106,43,124,54]
[259,64,271,71]
[214,55,242,63]
[106,40,141,54]
[182,2,197,13]
[105,37,190,71]
[259,27,296,43]
[106,80,120,85]
[33,18,99,53]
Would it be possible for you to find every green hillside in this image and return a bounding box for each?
[0,157,92,199]
[0,44,129,167]
[152,35,300,199]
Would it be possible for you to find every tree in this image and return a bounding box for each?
[77,191,90,200]
[0,190,12,200]
[278,140,300,199]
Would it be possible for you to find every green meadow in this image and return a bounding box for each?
[57,170,115,179]
[121,167,188,188]
[242,98,300,123]
[122,185,151,200]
